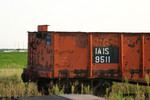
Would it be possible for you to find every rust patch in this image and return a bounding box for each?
[128,42,135,47]
[74,69,88,77]
[126,39,136,47]
[105,41,112,47]
[74,35,88,48]
[137,49,140,53]
[109,39,112,41]
[98,38,103,46]
[59,50,73,55]
[47,48,51,54]
[130,69,141,79]
[93,69,121,78]
[59,70,69,78]
[125,62,128,66]
[146,69,150,73]
[42,57,44,61]
[135,38,142,44]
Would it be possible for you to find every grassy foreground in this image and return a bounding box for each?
[1,52,150,100]
[0,68,41,100]
[0,68,93,100]
[1,68,150,100]
[106,80,150,100]
[0,52,40,99]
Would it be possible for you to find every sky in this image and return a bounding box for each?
[0,0,150,49]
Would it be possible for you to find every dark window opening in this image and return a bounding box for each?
[36,32,43,40]
[46,35,51,45]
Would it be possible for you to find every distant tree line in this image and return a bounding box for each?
[0,49,27,52]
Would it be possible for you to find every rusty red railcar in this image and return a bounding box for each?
[22,25,150,94]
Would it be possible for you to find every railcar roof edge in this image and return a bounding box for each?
[28,31,150,34]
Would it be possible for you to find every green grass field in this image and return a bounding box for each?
[0,52,27,68]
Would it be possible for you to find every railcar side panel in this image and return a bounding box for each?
[144,35,150,76]
[123,34,142,81]
[26,32,54,78]
[28,32,54,69]
[92,34,120,79]
[54,33,89,78]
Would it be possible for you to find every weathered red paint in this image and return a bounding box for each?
[22,25,150,84]
[89,34,93,78]
[142,34,145,77]
[38,25,49,31]
[120,34,124,77]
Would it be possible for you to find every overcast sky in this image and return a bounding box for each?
[0,0,150,49]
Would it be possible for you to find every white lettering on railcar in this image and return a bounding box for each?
[105,48,109,55]
[95,47,109,55]
[95,56,99,63]
[95,56,111,63]
[93,47,119,63]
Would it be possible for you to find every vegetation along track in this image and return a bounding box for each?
[1,52,150,100]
